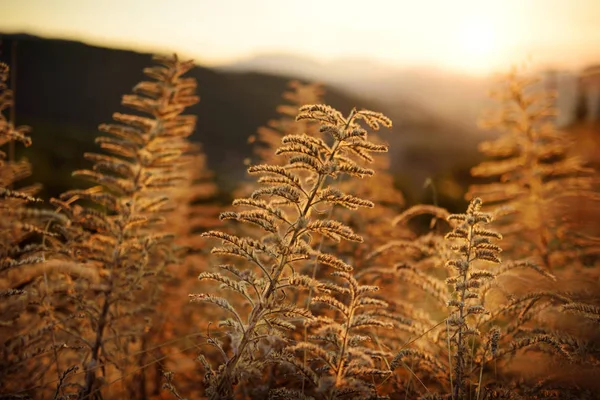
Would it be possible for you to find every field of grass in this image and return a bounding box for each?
[0,52,599,400]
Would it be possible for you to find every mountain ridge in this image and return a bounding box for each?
[0,33,483,202]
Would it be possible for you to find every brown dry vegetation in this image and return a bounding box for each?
[0,55,599,400]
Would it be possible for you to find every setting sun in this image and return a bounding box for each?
[1,0,599,75]
[454,20,502,72]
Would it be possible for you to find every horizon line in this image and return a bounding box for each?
[0,29,595,78]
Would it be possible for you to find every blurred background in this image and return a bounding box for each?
[0,0,599,209]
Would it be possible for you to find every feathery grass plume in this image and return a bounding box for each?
[381,200,495,397]
[244,81,405,303]
[466,66,598,271]
[463,67,600,396]
[0,63,68,397]
[245,79,405,262]
[45,54,199,399]
[380,198,569,398]
[443,198,502,399]
[244,79,404,215]
[380,202,487,397]
[193,104,391,399]
[241,83,404,398]
[283,271,393,399]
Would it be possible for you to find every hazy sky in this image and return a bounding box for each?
[1,0,599,75]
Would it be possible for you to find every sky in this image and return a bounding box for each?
[1,0,599,75]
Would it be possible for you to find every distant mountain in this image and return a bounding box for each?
[221,53,494,126]
[0,33,491,203]
[220,53,328,82]
[220,53,583,128]
[0,34,365,195]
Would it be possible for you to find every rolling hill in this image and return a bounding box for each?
[0,33,485,203]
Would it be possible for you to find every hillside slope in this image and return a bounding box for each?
[0,34,480,201]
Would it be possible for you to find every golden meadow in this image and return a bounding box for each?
[0,54,599,399]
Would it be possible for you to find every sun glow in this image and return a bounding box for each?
[1,0,599,75]
[452,19,505,74]
[400,2,515,74]
[285,0,520,75]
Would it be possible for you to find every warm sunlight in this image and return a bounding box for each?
[1,0,599,75]
[454,20,502,73]
[461,21,497,55]
[385,1,516,74]
[1,1,599,399]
